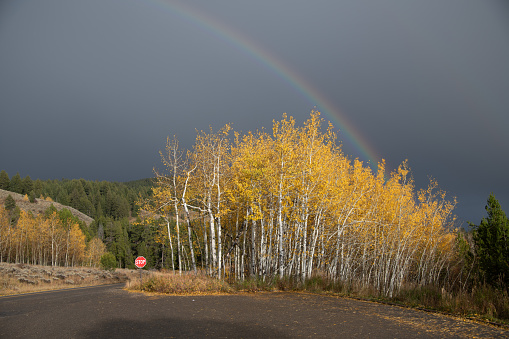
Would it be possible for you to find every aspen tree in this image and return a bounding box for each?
[46,211,65,266]
[181,154,198,272]
[86,237,106,267]
[270,114,299,278]
[0,206,10,262]
[69,223,86,266]
[152,136,186,273]
[144,110,457,295]
[192,125,232,277]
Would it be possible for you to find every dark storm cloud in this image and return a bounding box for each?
[0,0,508,224]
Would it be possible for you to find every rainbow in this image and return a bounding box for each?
[147,0,380,164]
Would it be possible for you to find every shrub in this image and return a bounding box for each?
[135,271,233,294]
[100,253,117,271]
[29,191,36,203]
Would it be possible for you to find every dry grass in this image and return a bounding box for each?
[0,262,129,295]
[393,283,509,324]
[127,270,233,295]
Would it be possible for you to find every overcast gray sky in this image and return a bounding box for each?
[1,0,508,225]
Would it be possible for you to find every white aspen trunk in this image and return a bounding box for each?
[182,199,196,272]
[32,238,36,265]
[250,215,257,278]
[318,225,326,271]
[208,199,216,275]
[7,226,12,263]
[203,215,209,273]
[277,179,284,279]
[166,219,175,271]
[259,211,266,277]
[234,244,239,280]
[51,226,55,267]
[174,203,182,274]
[54,244,60,267]
[215,154,223,278]
[217,214,222,278]
[39,237,44,266]
[234,215,239,280]
[65,228,70,267]
[16,231,22,264]
[301,207,309,282]
[241,224,246,280]
[307,211,322,277]
[268,214,274,277]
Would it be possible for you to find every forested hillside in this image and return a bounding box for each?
[0,172,160,269]
[0,172,153,220]
[0,189,93,225]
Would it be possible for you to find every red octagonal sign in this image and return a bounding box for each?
[135,256,147,269]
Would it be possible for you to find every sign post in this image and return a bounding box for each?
[135,256,147,285]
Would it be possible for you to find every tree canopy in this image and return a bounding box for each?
[144,111,457,296]
[471,193,509,286]
[0,170,9,190]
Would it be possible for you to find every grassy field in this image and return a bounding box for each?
[0,262,132,295]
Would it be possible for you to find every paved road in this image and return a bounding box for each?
[0,284,507,338]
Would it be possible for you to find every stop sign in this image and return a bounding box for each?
[135,256,147,268]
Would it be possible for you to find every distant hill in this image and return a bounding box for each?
[0,189,94,226]
[0,170,155,221]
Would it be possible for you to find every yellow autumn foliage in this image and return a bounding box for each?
[0,207,91,267]
[148,110,457,296]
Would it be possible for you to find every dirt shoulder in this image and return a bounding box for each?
[0,262,130,295]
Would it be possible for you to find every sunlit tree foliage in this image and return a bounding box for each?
[146,111,457,296]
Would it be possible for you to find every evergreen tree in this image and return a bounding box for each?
[115,197,130,219]
[44,204,58,217]
[80,196,95,216]
[470,193,509,287]
[5,195,20,225]
[4,194,16,211]
[29,190,36,203]
[33,179,43,197]
[105,190,115,217]
[0,170,10,190]
[21,175,33,195]
[69,180,86,210]
[95,201,104,219]
[9,173,22,194]
[56,189,70,206]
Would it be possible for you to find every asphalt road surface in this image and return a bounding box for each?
[0,284,507,338]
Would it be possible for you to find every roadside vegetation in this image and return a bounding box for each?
[127,269,509,325]
[0,262,131,296]
[128,270,232,295]
[1,111,508,325]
